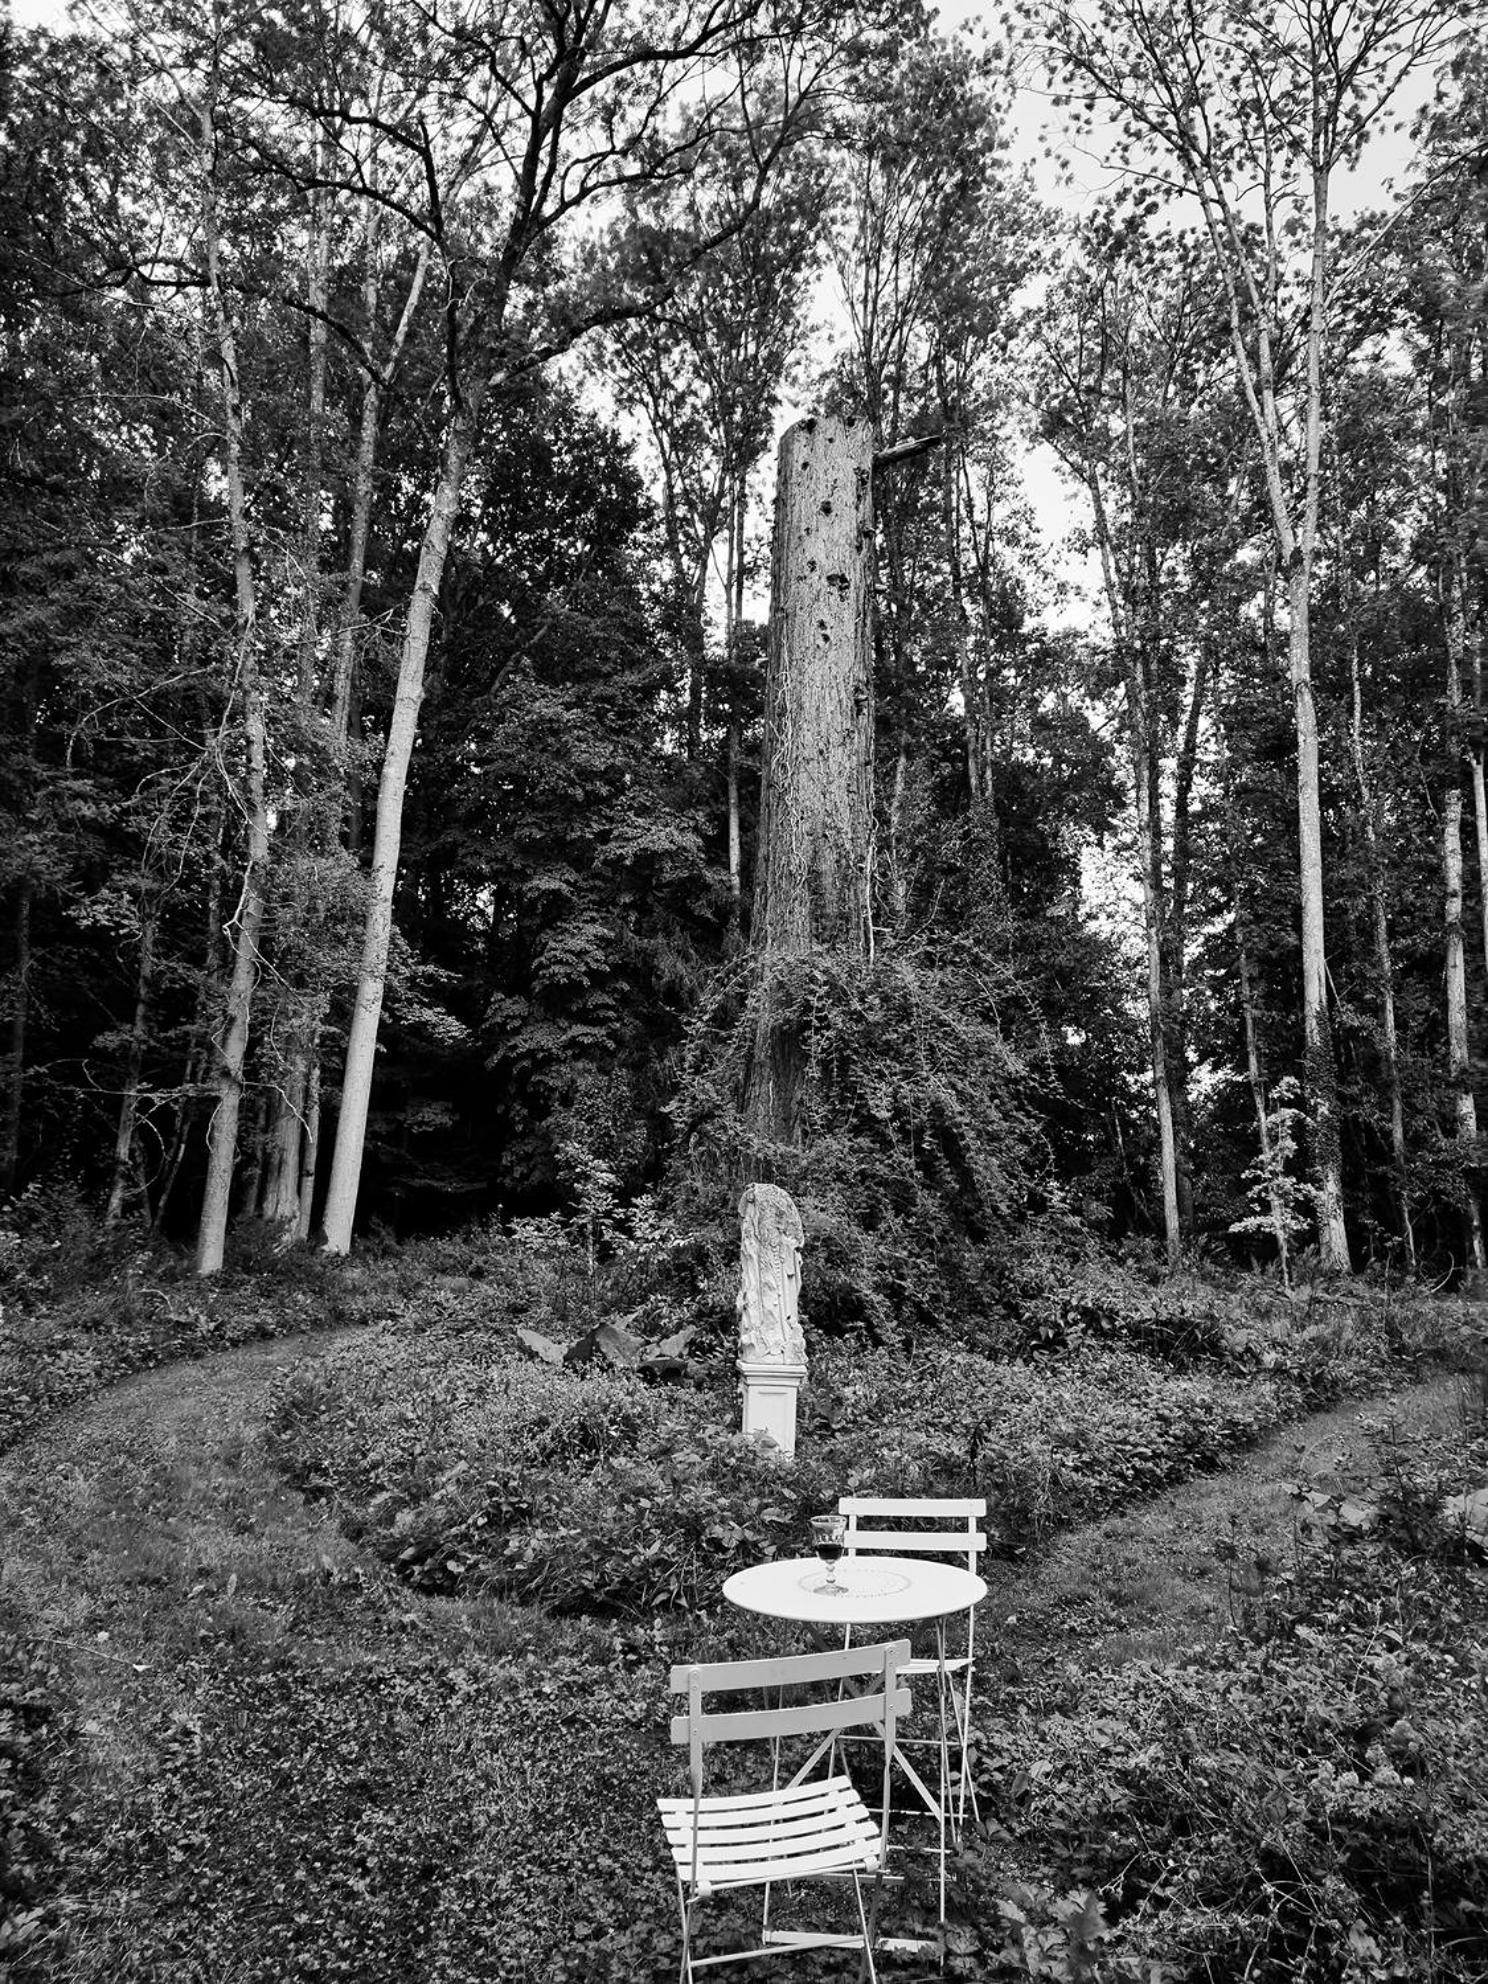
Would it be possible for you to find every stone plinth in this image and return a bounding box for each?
[737,1357,807,1457]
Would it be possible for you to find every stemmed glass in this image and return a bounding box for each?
[809,1513,847,1593]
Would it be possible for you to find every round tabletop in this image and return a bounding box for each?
[722,1555,987,1628]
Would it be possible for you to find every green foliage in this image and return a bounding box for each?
[673,937,1048,1339]
[267,1312,1300,1614]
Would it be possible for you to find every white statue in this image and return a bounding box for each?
[737,1183,806,1365]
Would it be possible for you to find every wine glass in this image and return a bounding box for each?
[809,1513,847,1593]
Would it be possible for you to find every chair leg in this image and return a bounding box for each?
[954,1672,980,1829]
[676,1881,694,1984]
[852,1869,879,1984]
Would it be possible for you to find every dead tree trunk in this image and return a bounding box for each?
[744,414,875,1145]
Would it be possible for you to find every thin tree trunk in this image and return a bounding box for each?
[1348,631,1414,1269]
[329,240,430,740]
[321,398,481,1253]
[0,878,32,1200]
[1134,663,1181,1269]
[1083,466,1181,1268]
[1165,646,1208,1237]
[1238,936,1293,1289]
[263,164,330,1231]
[1288,564,1351,1270]
[237,1089,269,1221]
[106,905,157,1224]
[296,1060,321,1243]
[1443,559,1486,1269]
[153,795,224,1236]
[939,402,979,805]
[195,71,273,1278]
[722,477,744,938]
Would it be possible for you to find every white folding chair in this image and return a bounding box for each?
[839,1496,987,1835]
[658,1638,912,1982]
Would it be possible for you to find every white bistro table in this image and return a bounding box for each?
[722,1554,987,1960]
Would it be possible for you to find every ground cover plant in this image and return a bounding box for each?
[950,1388,1488,1981]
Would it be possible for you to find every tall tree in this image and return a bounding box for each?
[1037,0,1461,1270]
[1038,234,1239,1265]
[744,413,876,1144]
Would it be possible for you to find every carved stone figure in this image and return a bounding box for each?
[737,1183,806,1365]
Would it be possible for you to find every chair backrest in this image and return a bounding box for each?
[838,1496,987,1570]
[668,1639,912,1793]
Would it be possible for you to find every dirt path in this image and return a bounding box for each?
[978,1369,1468,1673]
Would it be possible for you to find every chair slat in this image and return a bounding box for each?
[838,1496,986,1519]
[662,1776,860,1817]
[844,1527,986,1555]
[669,1637,909,1696]
[671,1682,911,1749]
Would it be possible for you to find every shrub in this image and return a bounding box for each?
[269,1324,1299,1615]
[669,940,1048,1342]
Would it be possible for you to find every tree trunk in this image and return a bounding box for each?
[296,1059,321,1242]
[744,413,875,1144]
[105,904,156,1225]
[262,166,330,1234]
[1348,632,1414,1269]
[320,399,480,1253]
[1238,936,1293,1288]
[261,1057,308,1226]
[1288,562,1351,1271]
[1443,560,1486,1269]
[195,77,272,1278]
[1082,463,1181,1268]
[0,878,32,1200]
[1166,646,1208,1237]
[1133,661,1181,1269]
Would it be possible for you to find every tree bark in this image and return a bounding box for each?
[744,413,875,1144]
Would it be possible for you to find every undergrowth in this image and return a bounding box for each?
[952,1382,1488,1982]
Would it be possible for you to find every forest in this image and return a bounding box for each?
[2,0,1484,1301]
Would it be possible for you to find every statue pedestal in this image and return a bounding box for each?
[737,1358,806,1458]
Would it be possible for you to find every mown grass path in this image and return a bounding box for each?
[980,1370,1466,1674]
[1,1328,676,1984]
[0,1333,1470,1982]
